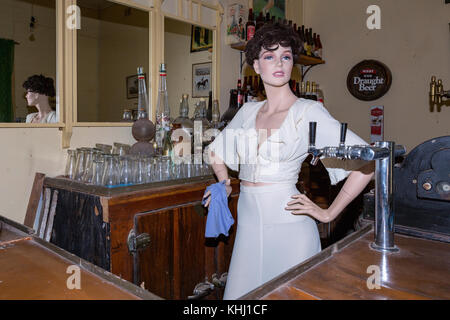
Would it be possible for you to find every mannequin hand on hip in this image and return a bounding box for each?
[202,179,232,208]
[285,193,332,223]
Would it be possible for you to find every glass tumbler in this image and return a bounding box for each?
[65,149,77,179]
[102,155,119,187]
[74,148,87,181]
[91,160,104,185]
[119,155,133,186]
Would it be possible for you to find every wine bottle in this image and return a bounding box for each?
[206,90,212,121]
[256,11,265,31]
[237,78,244,108]
[211,99,220,129]
[246,8,256,41]
[310,82,318,101]
[220,89,239,125]
[300,81,306,99]
[317,34,323,59]
[305,81,312,100]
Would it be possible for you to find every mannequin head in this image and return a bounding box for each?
[22,74,55,107]
[244,23,302,71]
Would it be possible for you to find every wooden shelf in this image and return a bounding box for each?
[230,41,325,66]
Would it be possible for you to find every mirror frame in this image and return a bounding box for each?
[0,0,66,129]
[0,0,223,149]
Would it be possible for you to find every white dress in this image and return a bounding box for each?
[206,98,368,299]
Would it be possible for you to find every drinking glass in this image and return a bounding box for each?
[74,148,87,181]
[91,160,104,185]
[102,155,119,187]
[119,155,133,186]
[65,149,77,179]
[82,150,95,182]
[96,143,112,154]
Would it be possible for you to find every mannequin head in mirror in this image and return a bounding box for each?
[23,74,57,123]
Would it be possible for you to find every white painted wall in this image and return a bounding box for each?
[302,0,450,151]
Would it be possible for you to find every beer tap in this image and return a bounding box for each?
[308,122,406,253]
[430,76,450,105]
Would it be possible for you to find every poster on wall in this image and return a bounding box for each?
[253,0,285,19]
[370,106,384,143]
[192,62,211,98]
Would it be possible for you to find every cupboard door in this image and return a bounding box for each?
[135,209,174,299]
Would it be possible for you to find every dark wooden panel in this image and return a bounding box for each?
[50,189,110,271]
[136,209,174,299]
[178,204,208,299]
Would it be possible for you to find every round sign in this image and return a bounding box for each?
[346,60,392,101]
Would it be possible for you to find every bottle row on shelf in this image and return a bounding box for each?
[236,8,323,59]
[220,77,325,126]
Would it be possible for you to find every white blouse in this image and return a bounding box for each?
[26,111,57,123]
[206,98,368,185]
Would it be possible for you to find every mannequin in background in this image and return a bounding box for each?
[23,74,57,123]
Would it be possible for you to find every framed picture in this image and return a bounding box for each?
[126,73,146,99]
[190,25,213,52]
[192,62,212,98]
[253,0,286,20]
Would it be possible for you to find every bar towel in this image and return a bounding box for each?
[202,180,235,238]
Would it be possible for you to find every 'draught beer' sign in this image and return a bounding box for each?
[347,60,392,101]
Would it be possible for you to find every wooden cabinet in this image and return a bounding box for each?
[43,176,239,300]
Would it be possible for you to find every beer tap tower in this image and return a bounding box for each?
[430,76,450,106]
[308,122,406,252]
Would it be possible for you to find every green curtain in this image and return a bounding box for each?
[0,38,15,122]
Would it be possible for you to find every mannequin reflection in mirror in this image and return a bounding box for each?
[23,74,57,123]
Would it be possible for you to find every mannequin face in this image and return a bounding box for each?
[25,90,40,106]
[253,45,294,88]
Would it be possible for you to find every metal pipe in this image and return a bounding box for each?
[370,141,398,252]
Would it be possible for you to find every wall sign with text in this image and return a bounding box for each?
[347,60,392,101]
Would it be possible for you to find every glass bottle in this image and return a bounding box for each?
[137,67,149,119]
[206,90,213,121]
[119,155,133,186]
[102,155,119,187]
[211,99,220,129]
[155,63,171,155]
[65,149,77,179]
[220,89,239,125]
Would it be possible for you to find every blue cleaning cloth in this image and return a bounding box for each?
[202,180,235,238]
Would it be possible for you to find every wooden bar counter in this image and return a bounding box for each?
[41,175,240,300]
[0,215,160,300]
[241,223,450,300]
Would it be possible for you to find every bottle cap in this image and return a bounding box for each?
[159,63,167,73]
[137,67,144,74]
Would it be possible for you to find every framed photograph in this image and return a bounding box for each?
[192,62,212,98]
[126,73,146,99]
[253,0,286,20]
[190,25,213,52]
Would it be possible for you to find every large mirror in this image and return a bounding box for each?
[76,0,149,122]
[0,0,59,124]
[164,17,214,120]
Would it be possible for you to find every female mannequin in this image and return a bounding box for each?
[204,23,374,299]
[23,74,57,123]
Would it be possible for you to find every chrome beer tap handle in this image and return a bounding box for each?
[308,122,322,165]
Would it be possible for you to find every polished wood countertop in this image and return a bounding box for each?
[0,215,161,300]
[241,224,450,300]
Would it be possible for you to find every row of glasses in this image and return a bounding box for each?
[65,148,213,187]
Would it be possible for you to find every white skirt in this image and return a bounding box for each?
[223,183,322,300]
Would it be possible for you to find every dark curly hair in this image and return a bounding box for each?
[22,74,56,97]
[245,23,302,69]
